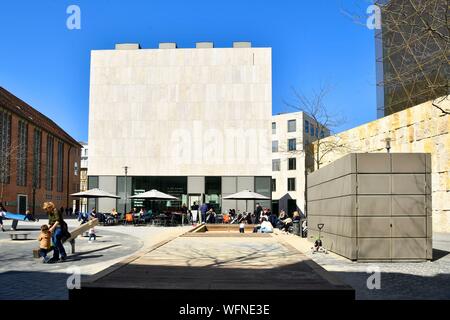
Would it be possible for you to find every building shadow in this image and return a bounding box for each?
[329,270,450,300]
[69,247,356,302]
[0,271,70,300]
[432,248,450,261]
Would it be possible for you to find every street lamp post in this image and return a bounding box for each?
[123,166,128,214]
[384,137,392,153]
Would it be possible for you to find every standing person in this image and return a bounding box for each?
[239,220,245,233]
[190,202,199,225]
[38,224,52,263]
[255,203,262,223]
[0,202,6,232]
[181,203,188,225]
[200,202,208,224]
[88,226,96,242]
[43,202,68,263]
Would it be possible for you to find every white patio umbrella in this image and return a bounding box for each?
[71,188,120,214]
[223,190,270,213]
[129,189,179,200]
[71,188,120,199]
[129,189,179,215]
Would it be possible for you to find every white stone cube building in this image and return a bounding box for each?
[88,42,272,214]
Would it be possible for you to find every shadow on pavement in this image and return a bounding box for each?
[0,271,70,300]
[330,270,450,300]
[432,248,450,261]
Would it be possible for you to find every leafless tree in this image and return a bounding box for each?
[0,140,44,208]
[0,143,20,203]
[341,0,449,116]
[283,85,354,170]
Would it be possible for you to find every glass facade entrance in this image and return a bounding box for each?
[89,175,272,214]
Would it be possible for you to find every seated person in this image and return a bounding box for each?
[90,208,97,219]
[276,211,293,232]
[206,208,216,223]
[268,211,278,227]
[223,214,231,224]
[260,217,274,233]
[80,211,90,224]
[111,208,118,218]
[24,210,37,221]
[281,217,293,232]
[253,217,274,233]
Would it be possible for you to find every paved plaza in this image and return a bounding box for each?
[279,232,450,300]
[0,219,185,300]
[1,218,450,300]
[76,235,351,293]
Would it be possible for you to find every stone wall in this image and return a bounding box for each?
[316,99,449,233]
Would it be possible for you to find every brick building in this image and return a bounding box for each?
[0,87,81,216]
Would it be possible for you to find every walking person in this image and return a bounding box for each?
[43,202,68,263]
[0,202,6,232]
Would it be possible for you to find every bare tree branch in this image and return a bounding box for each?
[282,85,354,169]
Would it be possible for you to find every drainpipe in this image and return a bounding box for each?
[66,145,73,210]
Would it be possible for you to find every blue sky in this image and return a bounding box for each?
[0,0,376,141]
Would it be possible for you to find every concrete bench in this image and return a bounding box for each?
[10,232,31,240]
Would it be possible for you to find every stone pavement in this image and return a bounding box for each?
[0,218,190,300]
[74,232,353,299]
[275,231,450,300]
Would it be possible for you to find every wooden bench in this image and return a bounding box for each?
[10,232,31,240]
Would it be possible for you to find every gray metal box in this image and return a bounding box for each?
[307,153,432,261]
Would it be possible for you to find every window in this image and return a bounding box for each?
[57,141,64,192]
[254,177,271,209]
[304,120,309,134]
[46,135,54,191]
[310,125,314,136]
[205,176,222,214]
[32,129,42,189]
[74,161,78,176]
[320,130,325,138]
[288,158,297,170]
[271,179,276,192]
[272,122,276,134]
[0,109,12,184]
[16,121,28,187]
[288,119,296,132]
[288,178,296,191]
[272,159,280,171]
[288,138,296,151]
[272,141,278,153]
[315,127,319,137]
